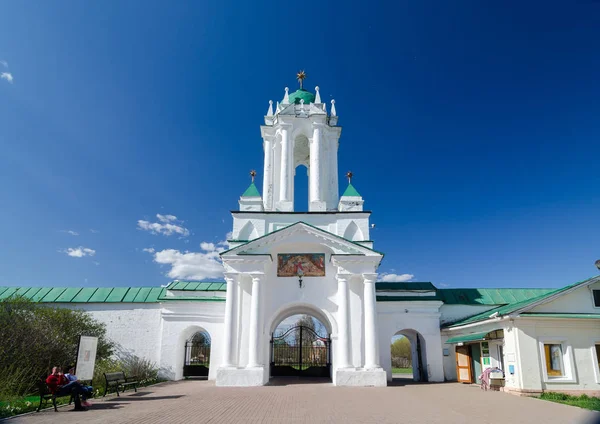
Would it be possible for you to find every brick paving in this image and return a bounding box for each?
[14,379,599,424]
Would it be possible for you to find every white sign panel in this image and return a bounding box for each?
[75,336,98,381]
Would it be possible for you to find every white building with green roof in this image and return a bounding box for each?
[3,78,600,395]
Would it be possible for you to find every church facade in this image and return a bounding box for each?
[3,80,600,395]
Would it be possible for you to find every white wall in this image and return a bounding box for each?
[159,301,225,380]
[530,281,600,314]
[377,301,445,382]
[515,318,600,393]
[60,301,226,381]
[230,211,371,242]
[63,303,163,366]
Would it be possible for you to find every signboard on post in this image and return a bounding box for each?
[75,335,98,381]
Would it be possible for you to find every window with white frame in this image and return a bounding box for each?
[539,338,575,382]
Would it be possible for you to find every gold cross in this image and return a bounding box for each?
[346,171,353,183]
[296,70,306,89]
[250,170,256,182]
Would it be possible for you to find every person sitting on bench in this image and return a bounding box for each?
[45,366,90,410]
[65,366,94,400]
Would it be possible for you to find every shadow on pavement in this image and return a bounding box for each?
[105,395,184,402]
[388,379,446,387]
[128,391,153,397]
[268,377,332,386]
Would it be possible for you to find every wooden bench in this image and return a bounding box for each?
[36,378,73,412]
[103,372,138,397]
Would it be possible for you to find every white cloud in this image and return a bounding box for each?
[157,214,177,223]
[90,229,99,234]
[153,248,223,280]
[59,230,79,236]
[200,242,215,251]
[92,261,100,266]
[378,273,414,282]
[1,72,13,84]
[142,247,155,253]
[148,234,231,280]
[137,214,189,237]
[61,246,96,258]
[0,61,8,68]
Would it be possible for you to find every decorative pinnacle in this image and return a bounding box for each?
[250,170,256,183]
[296,70,307,89]
[346,171,353,183]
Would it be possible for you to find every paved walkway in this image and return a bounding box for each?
[14,379,599,424]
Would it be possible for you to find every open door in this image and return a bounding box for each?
[456,345,473,383]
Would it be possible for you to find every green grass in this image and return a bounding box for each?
[392,367,413,374]
[539,392,600,412]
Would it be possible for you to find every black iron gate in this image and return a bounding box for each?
[183,331,211,377]
[270,325,331,377]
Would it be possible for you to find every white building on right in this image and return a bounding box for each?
[441,275,600,396]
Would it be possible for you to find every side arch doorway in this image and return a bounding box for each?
[270,315,331,378]
[183,330,211,378]
[390,329,428,382]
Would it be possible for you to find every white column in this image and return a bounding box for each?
[330,136,339,209]
[247,274,262,368]
[278,125,291,205]
[221,273,238,367]
[363,274,381,369]
[309,124,322,206]
[336,275,352,368]
[262,137,273,210]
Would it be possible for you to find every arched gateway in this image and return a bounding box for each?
[270,314,331,378]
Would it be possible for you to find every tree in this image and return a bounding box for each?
[391,337,412,368]
[0,296,114,397]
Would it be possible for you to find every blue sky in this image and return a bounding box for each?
[1,1,599,289]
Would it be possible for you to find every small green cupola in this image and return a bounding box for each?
[242,182,261,198]
[239,171,264,211]
[339,172,364,211]
[286,88,316,105]
[342,183,361,197]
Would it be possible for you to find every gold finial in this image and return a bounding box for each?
[346,171,353,183]
[250,170,256,183]
[296,70,307,89]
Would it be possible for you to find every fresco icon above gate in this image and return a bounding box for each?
[277,253,325,277]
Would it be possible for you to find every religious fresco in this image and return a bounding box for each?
[277,253,325,277]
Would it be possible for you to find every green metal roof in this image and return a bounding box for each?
[287,88,315,105]
[443,276,599,328]
[165,281,226,291]
[377,295,443,302]
[438,288,554,305]
[341,183,361,197]
[242,182,261,197]
[0,284,228,303]
[445,331,494,344]
[376,282,437,291]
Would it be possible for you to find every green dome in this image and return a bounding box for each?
[287,88,315,105]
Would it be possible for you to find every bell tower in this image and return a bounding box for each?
[260,72,341,212]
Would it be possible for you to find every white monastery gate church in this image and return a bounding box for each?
[3,76,600,394]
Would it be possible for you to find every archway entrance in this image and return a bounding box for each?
[183,330,211,378]
[390,329,428,382]
[270,314,331,378]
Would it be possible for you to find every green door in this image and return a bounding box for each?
[470,343,482,384]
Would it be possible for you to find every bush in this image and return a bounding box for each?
[0,296,114,398]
